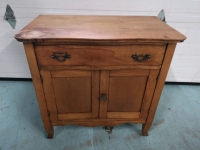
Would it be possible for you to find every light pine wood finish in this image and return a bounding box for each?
[40,70,58,121]
[23,43,54,139]
[15,15,186,138]
[107,69,159,120]
[52,76,92,114]
[35,45,166,67]
[51,118,147,127]
[140,69,160,118]
[51,71,92,114]
[108,70,148,112]
[99,70,109,119]
[142,43,177,136]
[51,70,92,77]
[107,112,140,119]
[58,113,92,120]
[15,15,186,43]
[91,71,100,119]
[42,69,100,122]
[39,64,161,71]
[109,69,150,77]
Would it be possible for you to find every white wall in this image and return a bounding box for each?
[0,0,200,82]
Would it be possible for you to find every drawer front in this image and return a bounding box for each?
[35,45,166,67]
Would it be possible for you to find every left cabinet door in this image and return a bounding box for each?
[40,70,100,121]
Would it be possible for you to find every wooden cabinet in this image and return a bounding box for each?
[15,15,186,138]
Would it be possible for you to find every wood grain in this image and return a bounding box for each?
[34,41,167,46]
[58,113,92,120]
[110,69,149,77]
[39,64,161,71]
[35,45,166,67]
[107,112,140,119]
[140,69,160,118]
[15,15,186,43]
[23,42,54,138]
[50,70,100,120]
[108,74,147,112]
[99,70,109,118]
[17,15,186,138]
[142,43,177,136]
[51,70,91,77]
[40,70,58,121]
[51,119,146,127]
[91,71,100,119]
[52,76,92,113]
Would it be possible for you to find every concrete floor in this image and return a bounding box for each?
[0,80,200,150]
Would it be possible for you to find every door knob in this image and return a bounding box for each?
[100,94,107,101]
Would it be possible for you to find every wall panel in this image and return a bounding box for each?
[0,0,199,82]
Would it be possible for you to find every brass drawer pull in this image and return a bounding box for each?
[51,52,71,62]
[100,94,107,101]
[132,54,151,62]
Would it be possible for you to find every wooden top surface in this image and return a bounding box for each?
[15,15,186,43]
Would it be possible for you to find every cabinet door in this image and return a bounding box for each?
[99,69,159,119]
[40,70,99,120]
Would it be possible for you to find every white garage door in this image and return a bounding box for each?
[0,0,199,82]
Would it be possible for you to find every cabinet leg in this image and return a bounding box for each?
[142,124,149,136]
[44,121,54,139]
[142,110,156,136]
[47,132,54,139]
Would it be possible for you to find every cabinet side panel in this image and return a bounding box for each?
[23,42,53,137]
[23,43,50,121]
[142,43,177,135]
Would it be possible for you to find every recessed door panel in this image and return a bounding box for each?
[41,70,100,120]
[108,76,147,112]
[52,77,91,113]
[99,69,159,119]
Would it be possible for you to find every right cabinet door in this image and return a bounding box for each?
[99,69,160,119]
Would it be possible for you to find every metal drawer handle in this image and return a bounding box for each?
[131,54,151,62]
[51,52,71,62]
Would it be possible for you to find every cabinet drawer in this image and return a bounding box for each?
[35,45,166,68]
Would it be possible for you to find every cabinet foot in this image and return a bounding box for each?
[142,124,149,136]
[47,133,54,139]
[142,131,149,136]
[46,127,54,139]
[44,121,54,139]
